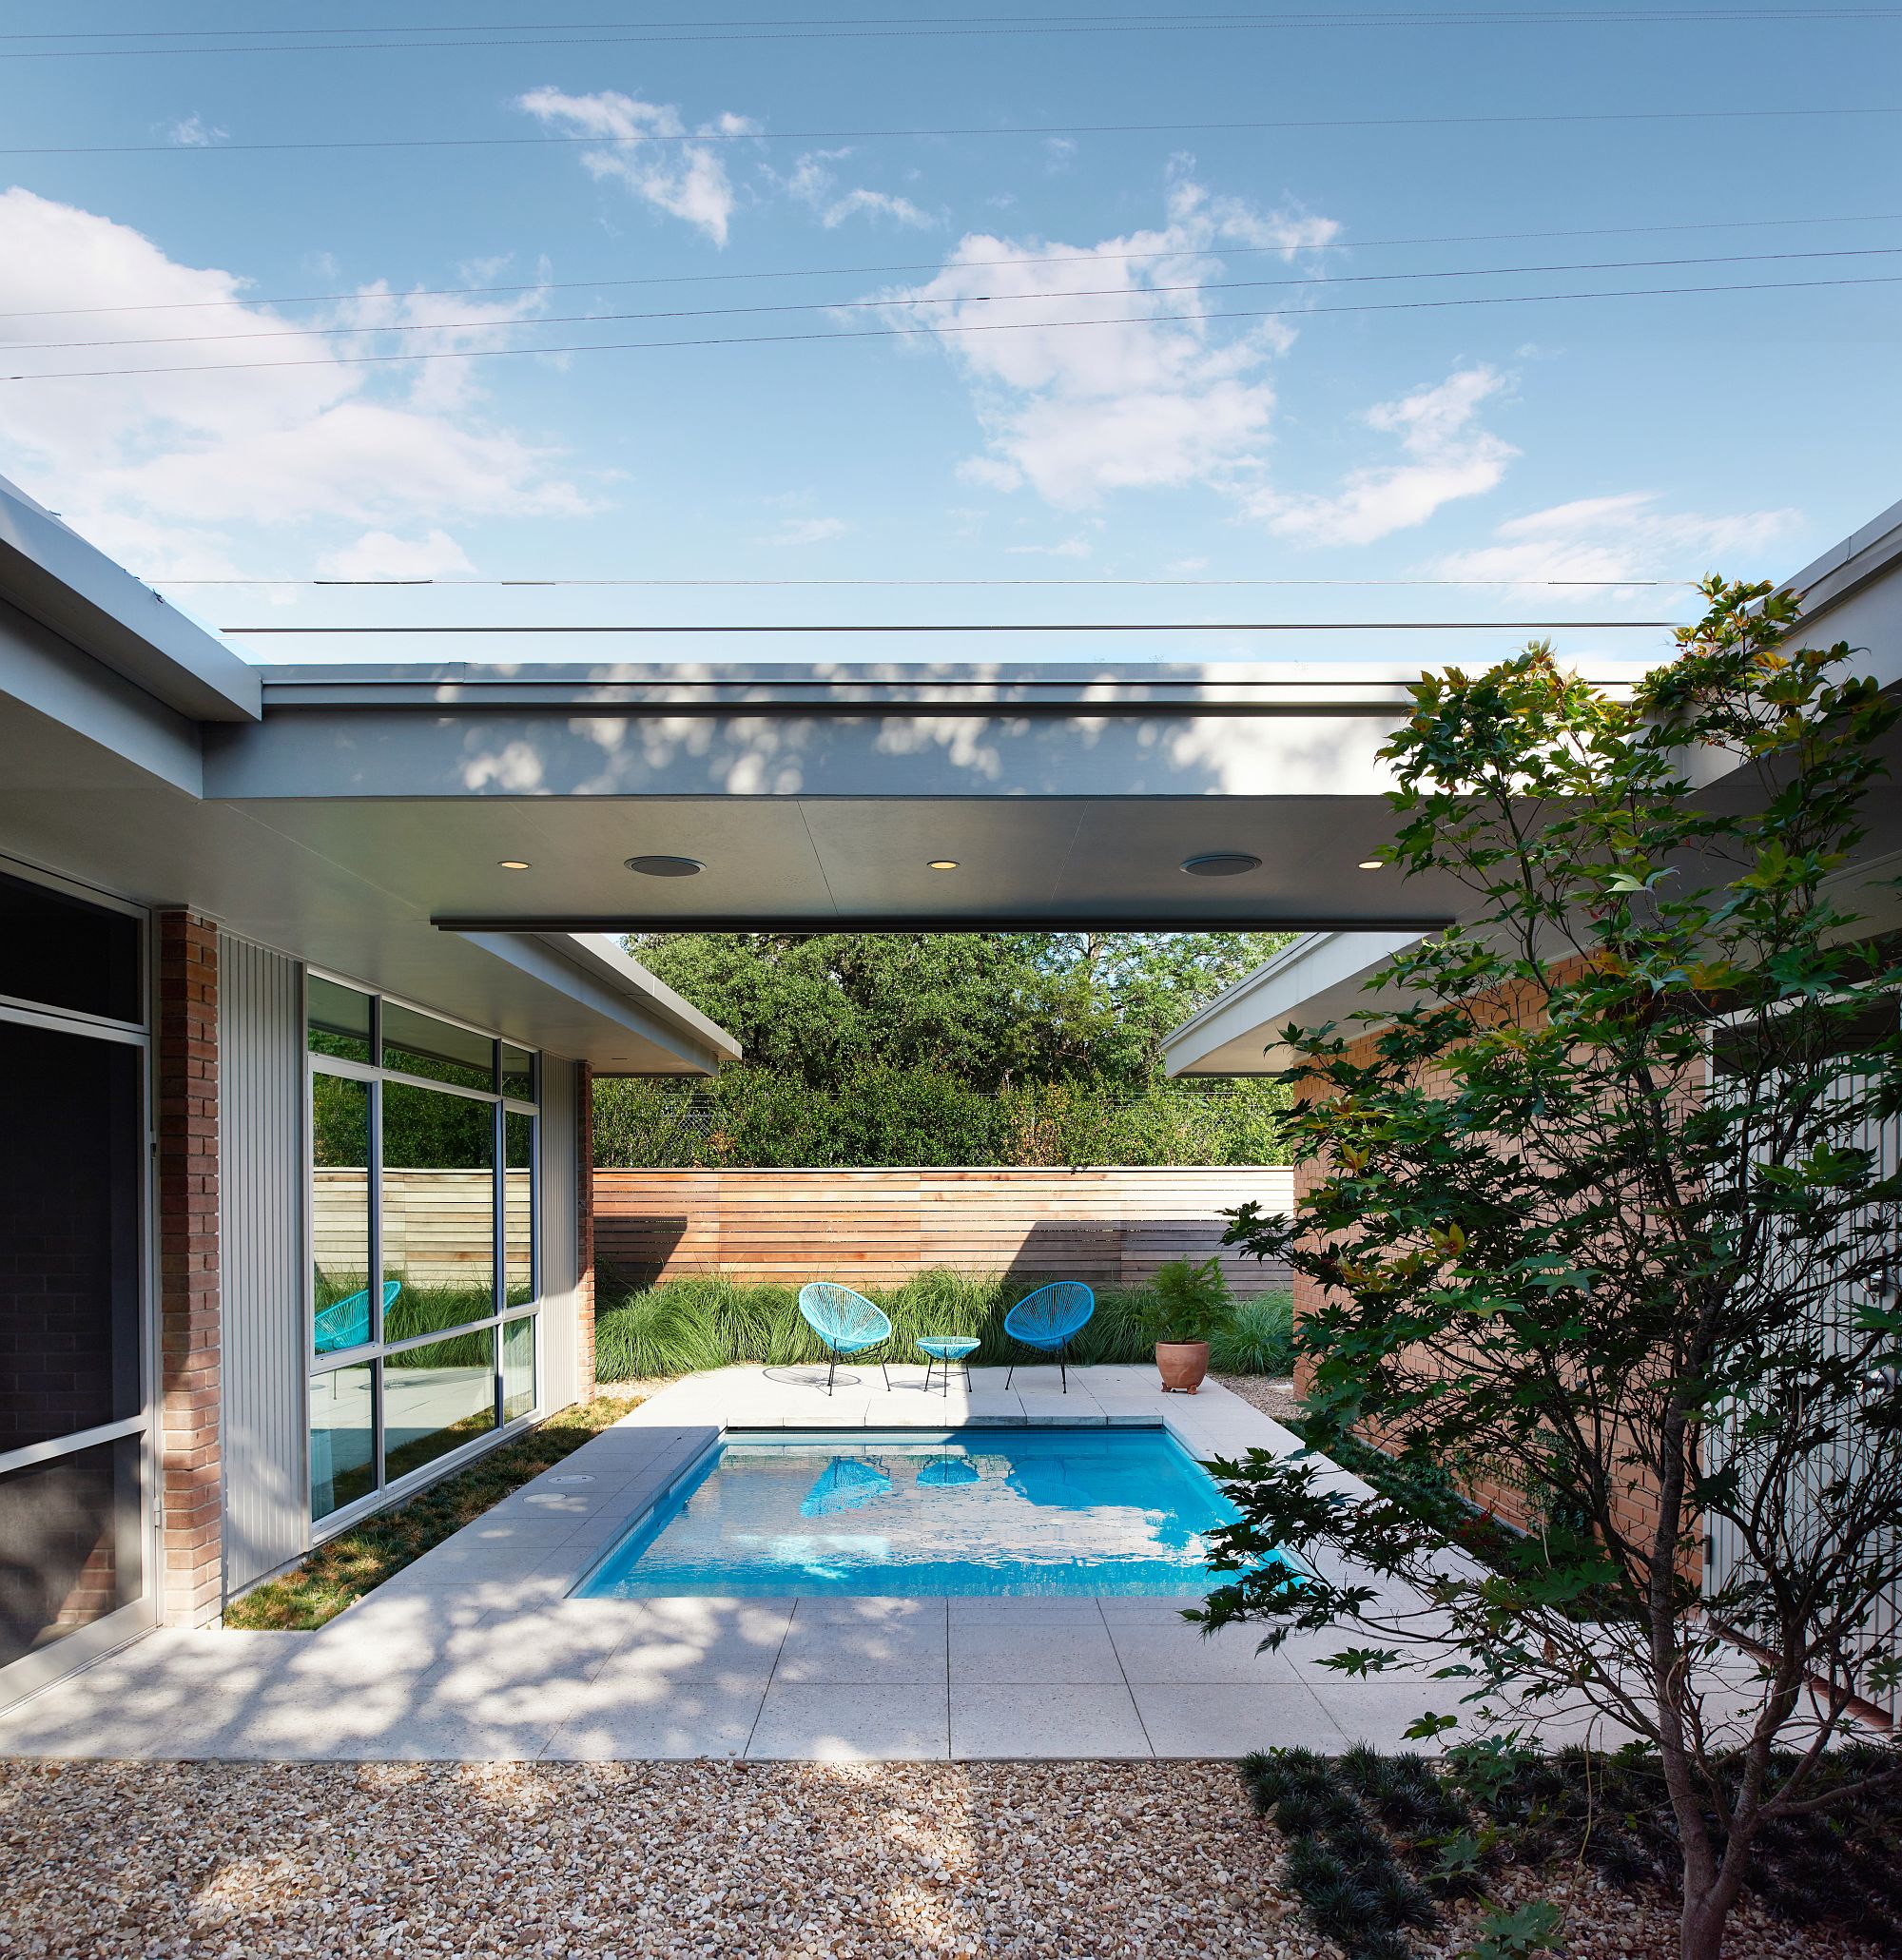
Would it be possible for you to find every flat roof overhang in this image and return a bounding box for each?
[1162,498,1902,1076]
[7,466,1897,1049]
[0,621,739,1075]
[176,658,1667,938]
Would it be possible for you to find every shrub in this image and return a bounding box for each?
[1138,1255,1236,1346]
[592,1063,1290,1169]
[592,1269,1295,1379]
[1209,1291,1294,1374]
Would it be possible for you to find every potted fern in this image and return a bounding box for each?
[1139,1256,1235,1394]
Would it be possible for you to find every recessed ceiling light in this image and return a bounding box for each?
[497,859,531,871]
[927,859,960,871]
[625,855,704,878]
[1180,852,1262,879]
[1357,859,1384,871]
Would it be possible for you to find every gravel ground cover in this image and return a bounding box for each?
[0,1759,1882,1960]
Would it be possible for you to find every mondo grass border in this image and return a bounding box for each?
[224,1395,643,1631]
[1241,1740,1902,1960]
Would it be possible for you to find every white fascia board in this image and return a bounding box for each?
[451,928,741,1075]
[0,603,204,796]
[0,474,260,723]
[535,932,743,1064]
[255,657,1658,710]
[1167,849,1902,1080]
[1163,930,1423,1076]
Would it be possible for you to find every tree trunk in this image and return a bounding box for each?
[1679,1817,1758,1960]
[1681,1880,1738,1960]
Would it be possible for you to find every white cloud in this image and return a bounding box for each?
[781,150,933,230]
[1244,366,1518,545]
[0,189,585,583]
[517,87,756,244]
[1004,535,1093,559]
[1433,491,1802,597]
[315,529,476,579]
[877,169,1340,510]
[165,113,227,148]
[763,515,850,545]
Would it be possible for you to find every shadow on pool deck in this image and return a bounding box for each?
[0,1368,1826,1764]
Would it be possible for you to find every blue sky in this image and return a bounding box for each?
[1,3,1897,667]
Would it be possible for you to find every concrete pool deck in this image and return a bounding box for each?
[0,1366,1800,1763]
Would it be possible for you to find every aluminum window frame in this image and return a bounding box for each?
[302,970,543,1531]
[0,856,157,1704]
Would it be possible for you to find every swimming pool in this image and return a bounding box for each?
[575,1426,1249,1600]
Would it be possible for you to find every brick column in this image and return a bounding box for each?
[575,1061,596,1401]
[155,912,222,1624]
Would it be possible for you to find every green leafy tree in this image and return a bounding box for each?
[597,929,1293,1167]
[631,929,1289,1093]
[1204,583,1902,1960]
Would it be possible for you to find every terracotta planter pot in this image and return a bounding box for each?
[1155,1339,1210,1394]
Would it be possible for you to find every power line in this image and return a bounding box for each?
[222,620,1682,634]
[157,575,1676,588]
[15,269,1900,384]
[5,8,1891,42]
[8,210,1896,322]
[7,103,1898,158]
[7,8,1895,57]
[17,244,1895,356]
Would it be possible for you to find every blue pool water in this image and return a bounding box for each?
[576,1426,1250,1599]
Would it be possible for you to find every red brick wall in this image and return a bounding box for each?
[1288,962,1687,1553]
[155,911,222,1623]
[575,1061,596,1401]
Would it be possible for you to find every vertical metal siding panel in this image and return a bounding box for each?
[540,1056,579,1412]
[219,936,310,1593]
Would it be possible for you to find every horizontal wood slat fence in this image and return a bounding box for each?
[313,1168,531,1289]
[592,1166,1294,1294]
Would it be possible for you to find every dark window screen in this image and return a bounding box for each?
[0,1439,143,1669]
[0,1022,144,1453]
[0,871,141,1024]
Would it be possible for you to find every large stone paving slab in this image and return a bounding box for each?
[0,1367,1791,1762]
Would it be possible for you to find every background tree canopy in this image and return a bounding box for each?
[593,930,1292,1168]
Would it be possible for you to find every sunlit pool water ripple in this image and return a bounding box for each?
[576,1426,1262,1599]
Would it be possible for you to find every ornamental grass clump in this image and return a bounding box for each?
[592,1265,1296,1379]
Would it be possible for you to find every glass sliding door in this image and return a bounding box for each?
[306,979,541,1529]
[0,865,151,1706]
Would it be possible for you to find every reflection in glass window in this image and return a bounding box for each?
[502,1317,535,1425]
[0,869,142,1025]
[381,1081,495,1341]
[382,1000,495,1092]
[383,1330,496,1484]
[505,1111,534,1308]
[307,981,538,1528]
[0,1438,144,1670]
[0,1022,143,1452]
[307,975,372,1065]
[310,1364,376,1520]
[311,1073,374,1355]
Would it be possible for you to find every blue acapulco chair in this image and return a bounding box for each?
[799,1456,893,1517]
[1002,1280,1096,1393]
[797,1281,894,1395]
[313,1278,400,1355]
